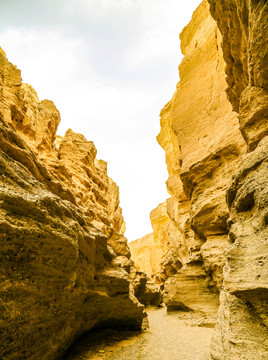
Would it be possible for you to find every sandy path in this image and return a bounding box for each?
[63,307,214,360]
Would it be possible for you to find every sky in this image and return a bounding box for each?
[0,0,201,241]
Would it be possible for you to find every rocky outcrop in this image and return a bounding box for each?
[155,0,246,316]
[129,202,182,285]
[207,1,268,359]
[135,0,267,357]
[129,233,156,278]
[129,7,267,348]
[0,48,145,360]
[130,270,162,307]
[157,1,268,355]
[150,202,183,284]
[164,263,219,315]
[210,137,268,359]
[208,0,268,116]
[130,1,246,319]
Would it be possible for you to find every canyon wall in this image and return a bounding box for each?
[129,233,156,278]
[131,0,267,358]
[131,0,246,319]
[207,1,268,359]
[129,202,183,285]
[0,47,146,360]
[159,0,246,301]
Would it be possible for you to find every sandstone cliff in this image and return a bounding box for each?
[159,0,246,297]
[0,47,146,360]
[129,202,183,285]
[130,0,246,319]
[129,233,156,278]
[207,1,268,358]
[132,0,267,358]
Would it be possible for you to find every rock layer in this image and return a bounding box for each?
[164,262,219,315]
[129,202,183,285]
[135,0,268,358]
[131,1,246,317]
[207,0,268,358]
[0,48,145,360]
[210,137,268,360]
[159,1,246,312]
[129,233,156,278]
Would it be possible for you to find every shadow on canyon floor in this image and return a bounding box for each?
[62,307,214,360]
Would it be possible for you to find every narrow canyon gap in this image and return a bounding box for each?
[0,1,267,360]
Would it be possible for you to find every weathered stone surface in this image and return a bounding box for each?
[155,0,245,314]
[129,233,156,278]
[130,270,162,307]
[129,202,183,285]
[130,2,247,320]
[207,1,268,358]
[210,114,268,360]
[211,289,268,360]
[150,202,183,283]
[226,138,268,298]
[208,0,268,151]
[130,0,267,356]
[200,235,227,290]
[164,263,219,315]
[217,139,268,354]
[0,47,145,360]
[239,86,268,151]
[208,0,268,114]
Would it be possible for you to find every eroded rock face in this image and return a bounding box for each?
[207,1,268,358]
[155,0,245,315]
[164,262,219,315]
[130,269,162,307]
[207,0,268,151]
[129,202,183,285]
[129,233,156,278]
[132,0,267,356]
[208,0,268,116]
[0,48,145,360]
[210,137,268,360]
[130,1,247,319]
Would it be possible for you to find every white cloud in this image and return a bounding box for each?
[0,29,88,98]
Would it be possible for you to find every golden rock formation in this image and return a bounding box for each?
[159,0,245,282]
[129,202,183,285]
[208,0,268,358]
[159,0,248,313]
[0,47,146,360]
[133,0,267,357]
[131,0,246,318]
[129,233,156,278]
[160,0,244,290]
[1,0,267,357]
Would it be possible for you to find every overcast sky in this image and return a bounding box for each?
[0,0,201,241]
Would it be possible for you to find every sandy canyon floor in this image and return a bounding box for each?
[63,307,214,360]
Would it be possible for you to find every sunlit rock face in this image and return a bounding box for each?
[129,1,247,320]
[207,0,268,359]
[210,137,268,360]
[164,263,219,315]
[0,48,145,360]
[129,202,183,285]
[155,0,246,315]
[129,233,156,278]
[150,202,184,284]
